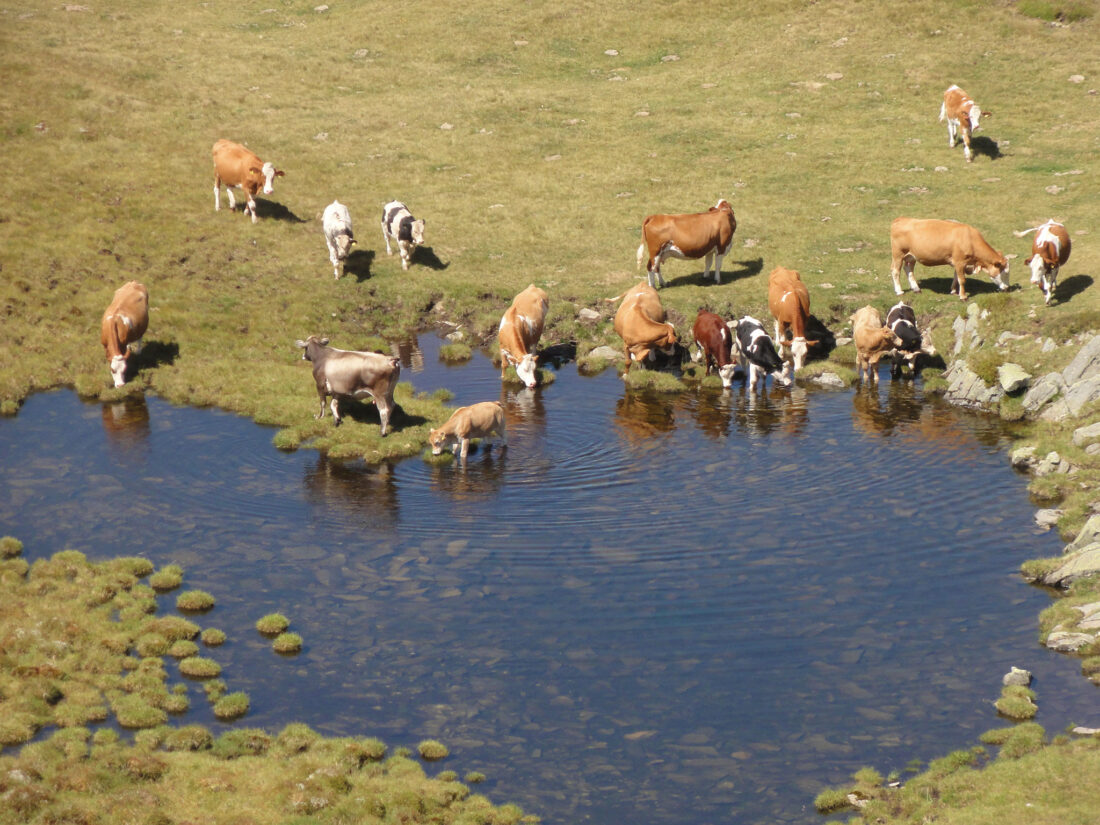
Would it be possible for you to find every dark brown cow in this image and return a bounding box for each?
[890,217,1009,301]
[692,310,738,388]
[295,336,400,435]
[636,199,737,288]
[212,139,284,224]
[767,267,816,373]
[100,281,149,388]
[612,285,678,374]
[1015,220,1071,306]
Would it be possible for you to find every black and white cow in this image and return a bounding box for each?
[885,301,936,376]
[322,200,356,280]
[381,200,425,271]
[731,316,789,393]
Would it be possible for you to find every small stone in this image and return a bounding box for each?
[998,363,1031,394]
[604,49,619,56]
[824,72,844,80]
[1069,75,1085,83]
[1071,726,1100,736]
[661,54,680,62]
[812,372,846,388]
[440,122,454,130]
[1002,666,1032,687]
[1010,445,1037,470]
[314,4,329,11]
[1035,508,1063,529]
[577,308,600,322]
[1045,630,1096,651]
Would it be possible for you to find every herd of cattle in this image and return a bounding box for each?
[98,86,1074,459]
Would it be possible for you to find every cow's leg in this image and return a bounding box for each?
[458,437,470,463]
[905,258,920,293]
[399,241,411,271]
[1044,269,1056,305]
[962,128,973,163]
[214,176,221,211]
[247,194,258,224]
[947,118,957,147]
[330,397,342,425]
[954,265,968,300]
[890,258,904,295]
[711,251,725,284]
[382,224,393,255]
[327,241,341,279]
[702,249,714,283]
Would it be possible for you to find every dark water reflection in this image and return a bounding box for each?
[0,334,1079,825]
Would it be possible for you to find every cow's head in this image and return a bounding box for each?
[891,319,922,352]
[295,336,329,362]
[785,336,819,372]
[410,219,426,246]
[335,232,356,261]
[514,353,539,389]
[255,161,285,195]
[988,256,1010,291]
[428,427,454,456]
[967,104,983,134]
[109,353,129,388]
[717,363,738,389]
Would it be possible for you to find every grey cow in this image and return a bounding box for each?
[295,336,401,435]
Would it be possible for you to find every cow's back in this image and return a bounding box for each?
[768,267,809,318]
[212,139,260,183]
[104,281,149,334]
[891,217,967,261]
[511,285,549,340]
[614,286,666,342]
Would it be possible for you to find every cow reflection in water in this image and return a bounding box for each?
[732,386,809,437]
[100,398,151,458]
[613,392,677,452]
[303,456,399,532]
[851,380,924,439]
[428,448,507,501]
[392,338,425,373]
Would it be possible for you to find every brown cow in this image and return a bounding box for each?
[939,85,987,163]
[612,285,678,374]
[767,267,816,373]
[1015,220,1071,306]
[100,281,149,388]
[890,217,1009,301]
[851,305,901,384]
[636,199,737,288]
[498,284,549,389]
[295,336,400,435]
[212,139,284,224]
[692,310,738,388]
[429,401,507,463]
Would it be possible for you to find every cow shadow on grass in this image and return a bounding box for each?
[132,340,179,373]
[336,401,428,433]
[412,246,449,271]
[664,257,764,289]
[254,199,309,224]
[917,276,1004,298]
[970,136,1001,161]
[1055,274,1093,304]
[344,249,376,282]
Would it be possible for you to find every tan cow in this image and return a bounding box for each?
[767,267,817,373]
[890,217,1009,301]
[295,336,401,435]
[100,281,149,388]
[429,401,507,462]
[636,199,737,288]
[851,305,901,384]
[1015,220,1071,306]
[498,284,549,389]
[212,139,284,224]
[939,85,987,163]
[612,285,678,374]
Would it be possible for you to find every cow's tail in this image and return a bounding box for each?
[636,241,647,271]
[1012,227,1040,238]
[601,290,630,304]
[938,100,946,122]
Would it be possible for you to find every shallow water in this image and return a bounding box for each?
[0,335,1081,824]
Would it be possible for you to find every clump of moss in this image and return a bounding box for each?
[204,679,227,702]
[998,722,1046,759]
[162,691,190,714]
[1021,556,1063,583]
[622,369,686,393]
[117,557,155,578]
[146,615,200,641]
[178,656,222,679]
[276,723,320,754]
[163,724,213,752]
[213,691,250,720]
[813,787,851,814]
[422,448,455,466]
[256,613,290,635]
[0,715,37,747]
[212,728,272,759]
[501,366,557,386]
[273,632,303,654]
[167,640,199,659]
[346,737,387,764]
[201,627,227,646]
[1,536,25,558]
[176,589,216,612]
[439,342,473,362]
[149,564,183,591]
[135,632,170,657]
[418,740,450,761]
[465,771,486,784]
[577,354,615,375]
[273,429,302,451]
[996,685,1038,720]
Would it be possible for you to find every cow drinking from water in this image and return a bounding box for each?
[322,200,356,280]
[732,316,788,393]
[212,139,284,224]
[612,285,679,374]
[636,199,737,288]
[295,336,400,435]
[498,284,549,389]
[101,281,149,388]
[939,85,987,163]
[692,310,739,388]
[889,217,1009,301]
[381,201,425,271]
[429,401,507,463]
[885,301,936,376]
[767,267,816,374]
[1015,220,1071,306]
[851,306,901,384]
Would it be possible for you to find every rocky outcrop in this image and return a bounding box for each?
[1021,334,1100,422]
[943,361,1003,408]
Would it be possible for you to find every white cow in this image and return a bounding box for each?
[322,200,356,279]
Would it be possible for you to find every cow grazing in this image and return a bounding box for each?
[429,401,507,463]
[732,316,788,393]
[381,200,425,270]
[692,310,739,388]
[322,200,356,280]
[612,285,679,374]
[851,305,901,384]
[889,217,1009,301]
[939,85,987,163]
[498,284,549,389]
[100,281,149,388]
[1015,220,1071,306]
[636,199,737,288]
[294,336,401,435]
[212,139,284,224]
[767,267,817,373]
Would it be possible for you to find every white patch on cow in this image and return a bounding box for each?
[718,363,737,389]
[261,162,277,195]
[515,353,538,389]
[329,397,341,422]
[110,355,127,388]
[790,336,809,371]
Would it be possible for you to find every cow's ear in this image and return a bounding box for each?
[248,166,262,176]
[275,169,285,177]
[320,338,329,346]
[295,339,307,348]
[981,110,992,118]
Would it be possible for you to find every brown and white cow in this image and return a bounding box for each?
[939,85,987,163]
[612,284,678,374]
[100,281,149,388]
[212,139,284,224]
[890,217,1009,301]
[1015,220,1071,306]
[851,305,902,384]
[498,284,549,389]
[767,267,816,373]
[636,199,737,288]
[429,401,507,463]
[295,336,401,435]
[692,310,738,388]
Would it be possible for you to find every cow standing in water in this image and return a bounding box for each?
[101,281,149,388]
[692,310,739,389]
[498,284,549,389]
[732,316,788,393]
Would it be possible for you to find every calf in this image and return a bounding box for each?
[636,199,737,288]
[295,336,401,435]
[212,139,284,224]
[100,281,149,388]
[429,401,507,463]
[322,200,356,280]
[732,316,788,393]
[939,85,986,163]
[767,266,816,373]
[692,310,738,388]
[885,301,936,376]
[381,200,425,270]
[498,284,549,389]
[612,285,679,374]
[1015,220,1071,306]
[890,217,1009,300]
[851,305,901,384]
